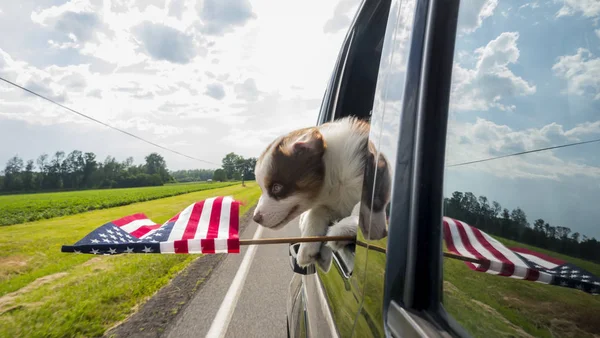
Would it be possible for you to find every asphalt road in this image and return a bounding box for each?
[166,218,300,338]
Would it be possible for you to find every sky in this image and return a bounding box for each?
[444,0,600,239]
[0,0,599,239]
[0,0,360,170]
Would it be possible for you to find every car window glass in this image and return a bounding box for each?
[315,1,392,336]
[352,0,417,337]
[443,1,600,337]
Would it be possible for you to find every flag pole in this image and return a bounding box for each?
[238,236,488,264]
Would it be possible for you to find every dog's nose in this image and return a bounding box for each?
[253,212,263,224]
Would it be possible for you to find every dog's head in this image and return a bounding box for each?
[358,141,392,240]
[253,127,326,229]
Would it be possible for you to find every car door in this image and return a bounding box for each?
[346,0,476,336]
[290,0,473,336]
[287,0,395,337]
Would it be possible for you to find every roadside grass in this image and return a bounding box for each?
[443,237,600,338]
[0,181,242,226]
[320,231,600,338]
[0,183,261,338]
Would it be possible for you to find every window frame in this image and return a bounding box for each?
[316,0,391,279]
[381,0,471,337]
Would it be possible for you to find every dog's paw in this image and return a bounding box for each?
[317,245,332,272]
[296,242,322,267]
[298,211,308,233]
[326,215,358,251]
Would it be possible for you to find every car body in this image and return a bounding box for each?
[286,0,600,336]
[286,0,466,336]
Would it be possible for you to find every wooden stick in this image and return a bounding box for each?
[238,235,488,265]
[239,235,355,245]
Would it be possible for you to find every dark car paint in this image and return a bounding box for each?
[286,0,467,337]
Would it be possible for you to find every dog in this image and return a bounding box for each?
[252,116,391,271]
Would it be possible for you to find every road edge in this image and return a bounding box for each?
[103,205,256,338]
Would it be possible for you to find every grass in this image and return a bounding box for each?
[318,232,600,338]
[0,183,261,338]
[443,236,600,338]
[0,181,241,226]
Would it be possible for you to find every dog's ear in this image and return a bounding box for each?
[285,129,326,156]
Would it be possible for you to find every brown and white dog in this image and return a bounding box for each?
[252,117,390,270]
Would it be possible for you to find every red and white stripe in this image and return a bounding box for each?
[442,217,553,284]
[112,213,161,238]
[159,196,240,254]
[510,247,565,270]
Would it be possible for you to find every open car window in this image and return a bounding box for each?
[442,1,600,337]
[320,0,392,278]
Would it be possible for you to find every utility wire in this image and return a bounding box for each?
[10,76,594,171]
[447,137,600,167]
[0,76,247,168]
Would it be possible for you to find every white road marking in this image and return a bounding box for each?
[205,224,265,338]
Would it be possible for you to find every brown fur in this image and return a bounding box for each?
[260,127,327,201]
[362,140,391,212]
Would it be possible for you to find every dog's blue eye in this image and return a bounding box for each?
[271,183,283,194]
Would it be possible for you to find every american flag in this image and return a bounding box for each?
[61,196,240,255]
[443,217,600,295]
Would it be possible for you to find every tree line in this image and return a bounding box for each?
[1,151,172,193]
[212,152,257,182]
[444,191,600,263]
[170,169,215,182]
[169,153,257,183]
[1,150,260,193]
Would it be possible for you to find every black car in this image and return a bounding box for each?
[286,0,600,337]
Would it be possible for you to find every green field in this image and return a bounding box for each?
[319,232,600,338]
[443,238,600,338]
[0,183,261,338]
[0,181,240,226]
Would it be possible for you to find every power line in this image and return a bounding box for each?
[0,76,240,168]
[447,137,600,167]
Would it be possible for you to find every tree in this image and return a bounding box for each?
[0,149,190,192]
[144,153,170,183]
[23,160,35,190]
[36,154,49,189]
[82,152,97,188]
[492,201,501,218]
[502,208,510,220]
[442,190,600,264]
[222,152,243,179]
[170,169,215,182]
[510,207,528,228]
[3,155,24,191]
[533,219,545,232]
[213,169,227,182]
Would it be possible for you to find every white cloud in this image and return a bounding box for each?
[457,0,498,34]
[168,0,186,19]
[205,83,226,100]
[518,2,540,11]
[553,48,600,100]
[446,118,600,181]
[234,78,260,101]
[31,0,104,45]
[198,0,256,36]
[132,21,197,64]
[113,117,188,139]
[450,32,536,112]
[0,0,354,170]
[323,0,361,34]
[556,0,600,18]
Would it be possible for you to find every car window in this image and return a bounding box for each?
[323,0,391,275]
[314,0,394,336]
[442,1,600,337]
[350,0,418,336]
